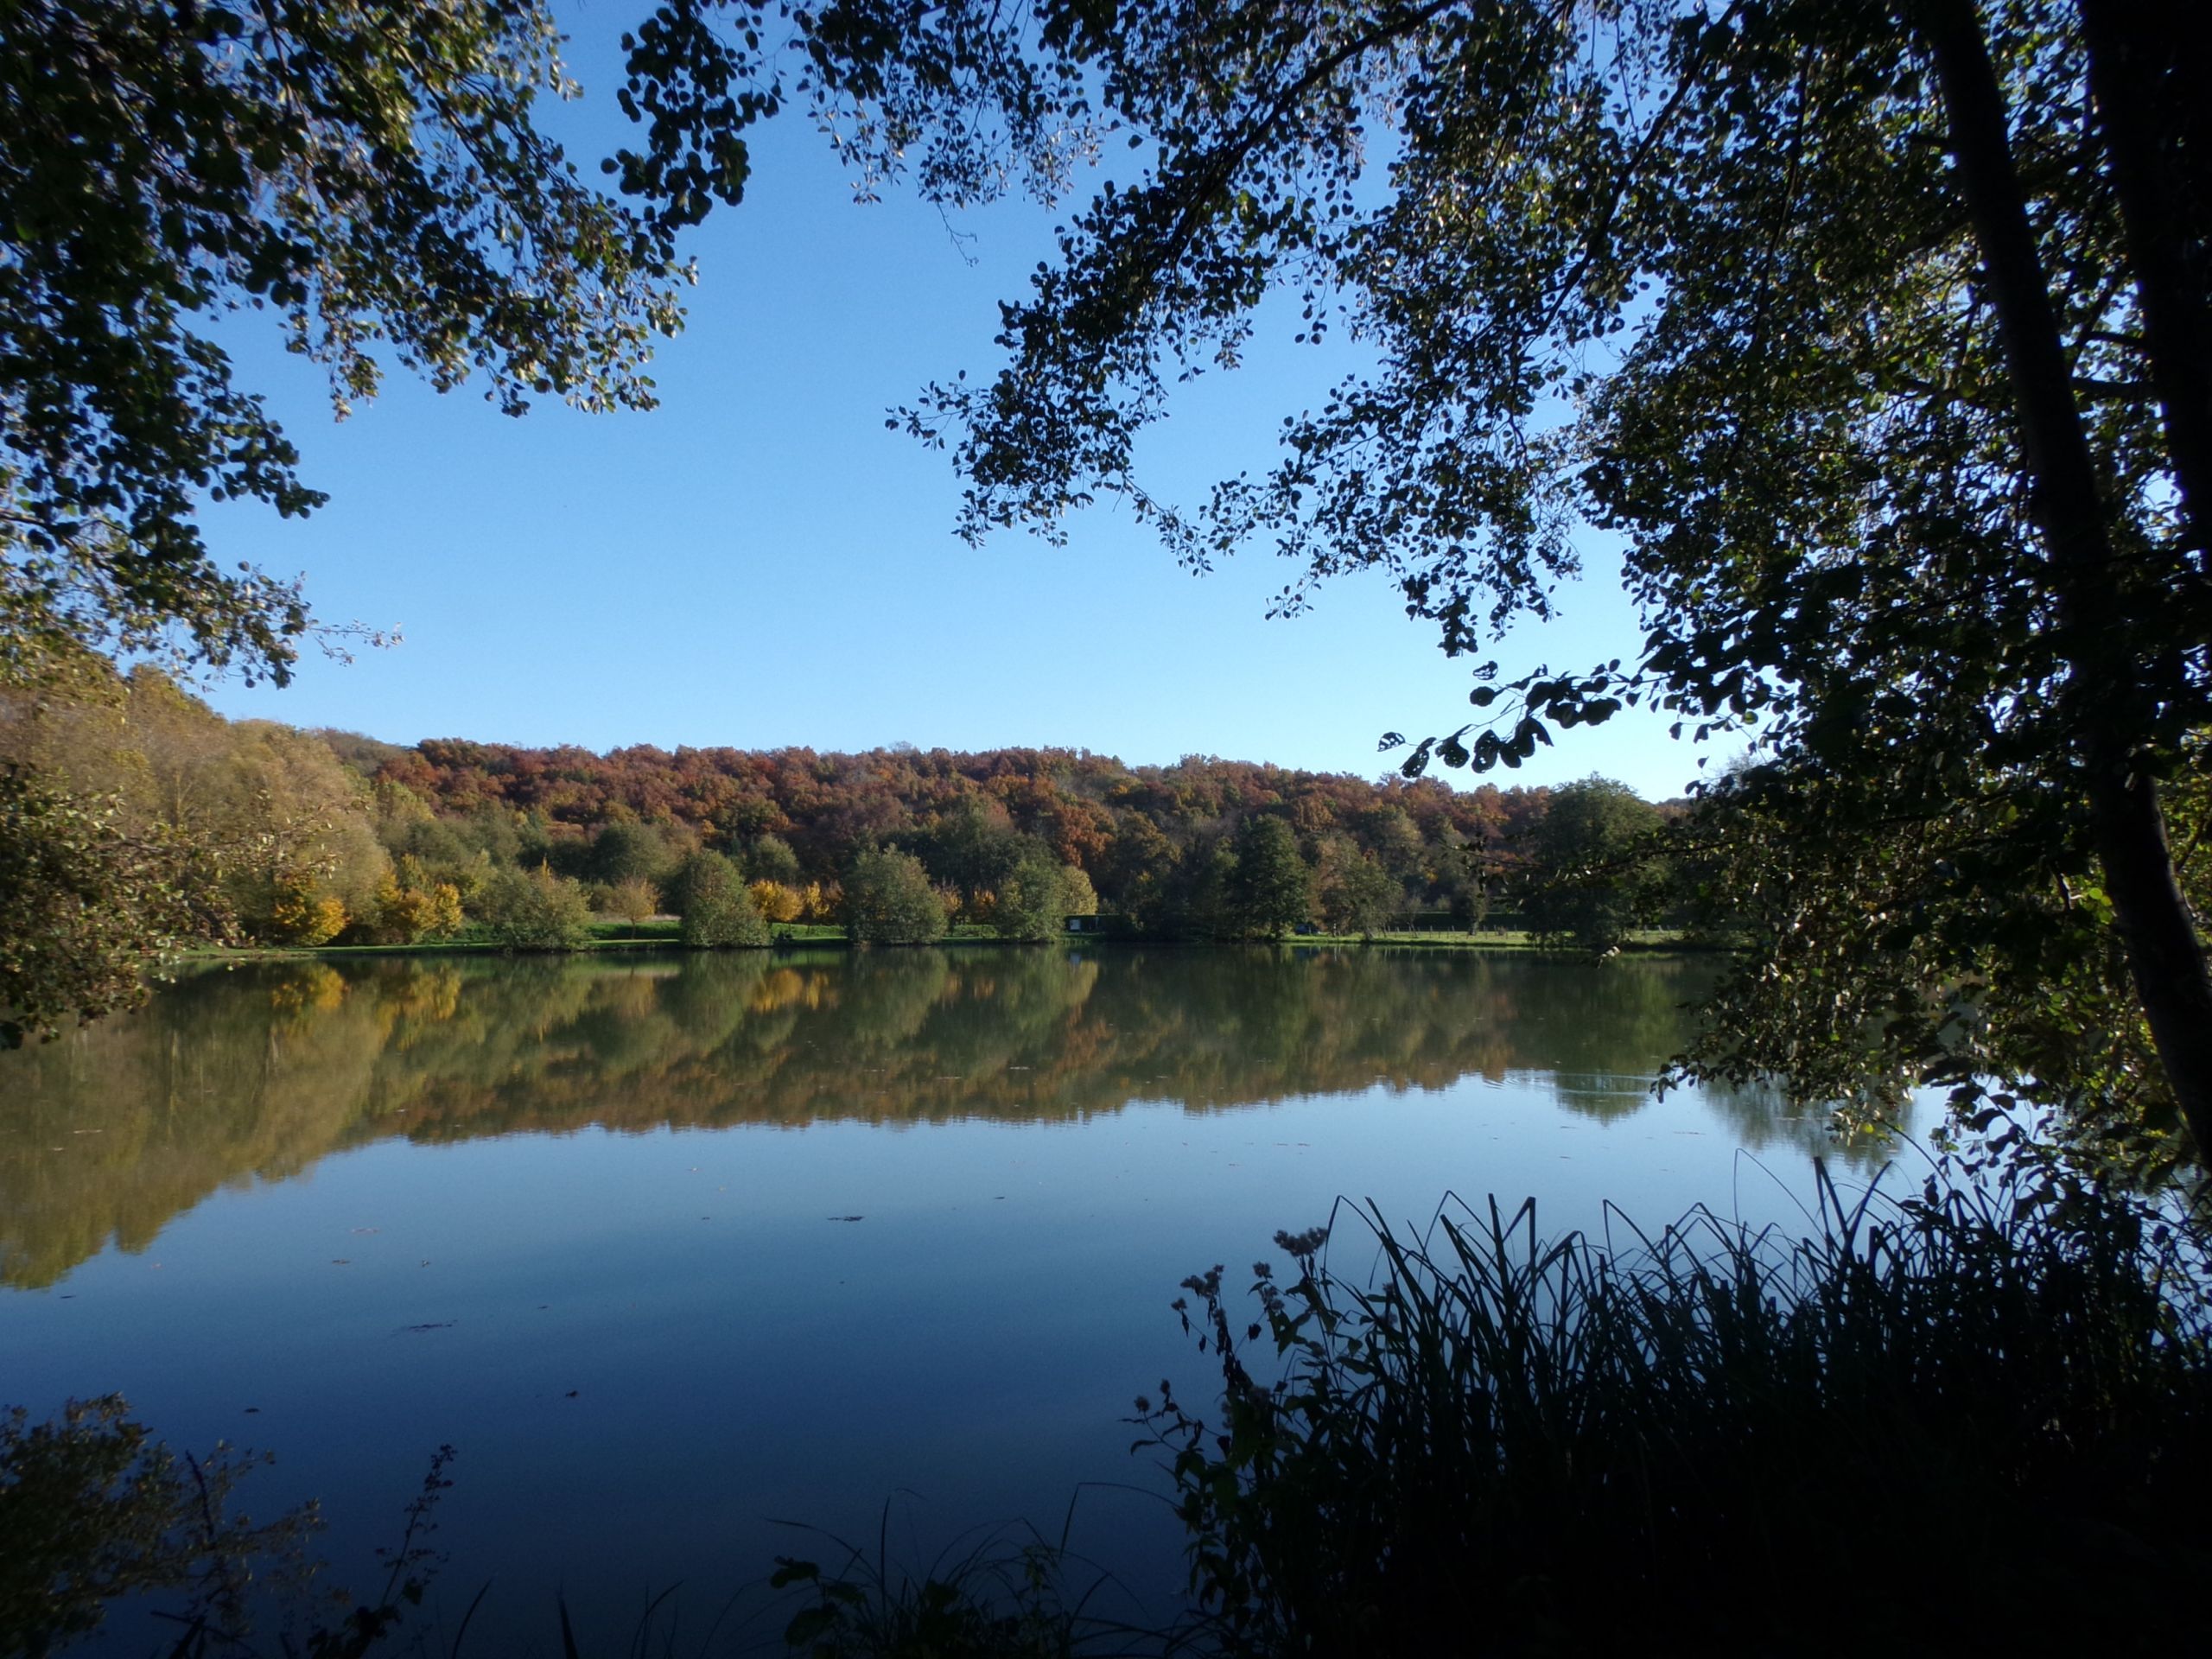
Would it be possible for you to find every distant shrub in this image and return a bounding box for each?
[673,851,767,947]
[990,853,1066,943]
[268,873,346,946]
[750,879,804,925]
[372,860,464,944]
[842,848,946,944]
[480,865,592,950]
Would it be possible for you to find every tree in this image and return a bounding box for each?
[1099,811,1180,928]
[799,880,839,924]
[1058,863,1100,919]
[618,3,2212,1149]
[0,0,698,1033]
[916,796,1024,915]
[993,849,1070,942]
[842,847,948,944]
[481,865,593,950]
[749,879,805,925]
[1522,779,1667,956]
[219,721,391,938]
[741,834,804,888]
[1179,837,1242,941]
[590,821,677,889]
[0,0,689,683]
[374,861,465,945]
[673,849,768,946]
[0,767,201,1046]
[3,656,390,944]
[1359,806,1429,906]
[607,875,662,925]
[1436,828,1496,933]
[1314,836,1401,938]
[1224,817,1313,942]
[267,871,348,946]
[376,817,493,912]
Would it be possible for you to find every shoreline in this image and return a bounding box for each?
[187,927,1718,962]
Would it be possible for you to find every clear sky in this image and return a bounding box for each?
[199,10,1710,801]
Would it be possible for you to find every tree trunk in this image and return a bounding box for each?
[2079,0,2212,563]
[1918,0,2212,1154]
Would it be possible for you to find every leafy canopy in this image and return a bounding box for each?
[613,0,2210,1147]
[1522,776,1666,954]
[0,766,202,1048]
[0,0,692,682]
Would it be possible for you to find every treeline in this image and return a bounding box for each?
[3,657,1682,954]
[352,724,1682,944]
[350,728,1563,945]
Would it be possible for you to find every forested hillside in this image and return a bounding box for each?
[365,731,1564,926]
[4,657,1672,959]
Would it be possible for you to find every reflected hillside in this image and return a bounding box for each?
[3,949,1738,1287]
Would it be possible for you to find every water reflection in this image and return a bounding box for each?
[0,947,1881,1289]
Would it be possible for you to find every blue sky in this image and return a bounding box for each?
[199,13,1709,801]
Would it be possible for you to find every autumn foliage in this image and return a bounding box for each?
[365,738,1562,934]
[5,658,1651,989]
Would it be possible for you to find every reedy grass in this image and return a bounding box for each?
[762,1502,1170,1659]
[1138,1154,2212,1655]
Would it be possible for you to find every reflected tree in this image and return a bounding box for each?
[3,950,1727,1287]
[0,1397,310,1656]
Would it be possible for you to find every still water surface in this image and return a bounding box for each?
[1,948,1917,1646]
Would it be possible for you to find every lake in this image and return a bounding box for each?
[0,947,1919,1649]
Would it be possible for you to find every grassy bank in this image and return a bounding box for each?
[186,917,682,959]
[1283,925,1697,950]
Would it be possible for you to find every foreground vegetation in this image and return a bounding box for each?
[1148,1154,2212,1654]
[10,1140,2208,1656]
